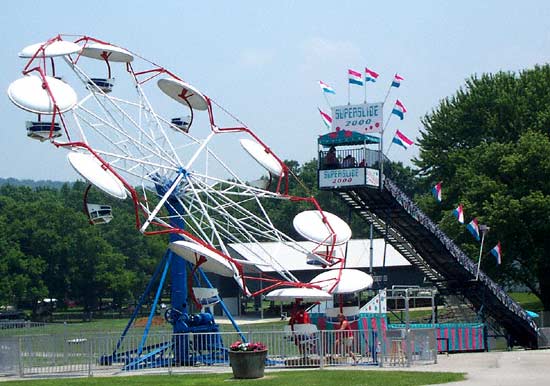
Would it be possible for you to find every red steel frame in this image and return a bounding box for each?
[18,35,347,297]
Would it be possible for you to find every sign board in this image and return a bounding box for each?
[319,168,363,188]
[319,167,380,188]
[366,168,380,187]
[331,102,383,134]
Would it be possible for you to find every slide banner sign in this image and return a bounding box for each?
[331,102,384,134]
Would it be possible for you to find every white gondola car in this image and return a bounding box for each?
[81,42,134,94]
[86,204,113,225]
[170,116,191,133]
[192,287,220,314]
[87,78,114,93]
[26,120,62,141]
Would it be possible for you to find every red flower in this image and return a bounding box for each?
[230,340,267,352]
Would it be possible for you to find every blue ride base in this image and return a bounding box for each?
[100,174,244,369]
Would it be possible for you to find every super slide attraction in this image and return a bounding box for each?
[317,132,541,349]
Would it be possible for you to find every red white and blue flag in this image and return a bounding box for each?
[318,108,333,129]
[319,80,336,94]
[466,217,480,241]
[490,242,502,265]
[392,99,407,120]
[453,204,464,224]
[391,73,404,88]
[392,130,413,150]
[365,67,379,82]
[432,182,442,203]
[348,69,364,86]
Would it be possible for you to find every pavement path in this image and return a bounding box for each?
[407,349,550,386]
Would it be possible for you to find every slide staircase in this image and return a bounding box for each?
[334,177,539,348]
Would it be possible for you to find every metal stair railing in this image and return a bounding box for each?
[336,190,445,286]
[441,294,479,323]
[382,178,538,334]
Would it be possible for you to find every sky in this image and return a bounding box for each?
[1,0,550,182]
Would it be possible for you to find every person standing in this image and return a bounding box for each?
[335,313,357,364]
[342,154,356,168]
[289,301,311,354]
[324,146,339,169]
[289,305,310,326]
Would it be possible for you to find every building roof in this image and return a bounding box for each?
[229,238,411,273]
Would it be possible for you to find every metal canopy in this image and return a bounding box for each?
[318,130,380,147]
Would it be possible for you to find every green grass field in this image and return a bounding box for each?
[3,370,465,386]
[2,291,542,338]
[508,292,543,311]
[0,317,290,338]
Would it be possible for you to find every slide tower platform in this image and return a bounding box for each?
[317,135,539,348]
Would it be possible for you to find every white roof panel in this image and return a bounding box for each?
[228,239,410,273]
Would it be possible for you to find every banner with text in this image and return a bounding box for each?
[319,168,380,188]
[331,102,384,134]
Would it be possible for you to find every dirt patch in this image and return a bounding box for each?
[134,316,166,327]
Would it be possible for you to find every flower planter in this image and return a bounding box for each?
[228,349,268,379]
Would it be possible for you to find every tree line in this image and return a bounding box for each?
[0,181,166,313]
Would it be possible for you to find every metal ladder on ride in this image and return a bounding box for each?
[336,189,446,287]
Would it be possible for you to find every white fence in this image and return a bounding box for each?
[0,328,437,377]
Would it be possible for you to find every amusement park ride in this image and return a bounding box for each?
[7,35,375,368]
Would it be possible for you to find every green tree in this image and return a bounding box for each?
[0,182,160,312]
[0,214,47,308]
[414,65,550,310]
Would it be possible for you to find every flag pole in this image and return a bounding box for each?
[323,93,332,109]
[383,113,393,134]
[379,101,394,186]
[383,74,396,104]
[476,225,490,281]
[381,104,395,156]
[379,127,384,189]
[364,72,367,104]
[386,139,395,155]
[385,131,396,154]
[348,80,350,105]
[383,83,392,105]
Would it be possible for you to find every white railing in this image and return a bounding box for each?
[384,178,538,333]
[0,327,437,377]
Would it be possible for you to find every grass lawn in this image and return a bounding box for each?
[0,318,290,338]
[3,291,542,338]
[3,370,465,386]
[0,318,168,338]
[387,309,434,324]
[508,292,543,311]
